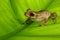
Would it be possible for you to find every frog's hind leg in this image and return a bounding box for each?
[39,18,48,26]
[44,18,48,26]
[51,12,57,24]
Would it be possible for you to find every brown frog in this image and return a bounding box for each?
[24,9,57,26]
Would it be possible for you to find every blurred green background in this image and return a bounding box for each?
[0,0,60,40]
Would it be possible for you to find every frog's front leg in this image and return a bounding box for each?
[24,18,33,25]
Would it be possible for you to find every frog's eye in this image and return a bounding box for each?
[30,13,34,16]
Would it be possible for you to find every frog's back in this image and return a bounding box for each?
[38,10,51,19]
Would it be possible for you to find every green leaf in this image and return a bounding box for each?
[0,0,60,40]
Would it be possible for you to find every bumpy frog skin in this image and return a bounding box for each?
[25,9,57,26]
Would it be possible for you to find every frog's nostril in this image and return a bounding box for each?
[30,13,34,16]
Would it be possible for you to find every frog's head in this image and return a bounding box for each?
[25,9,37,19]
